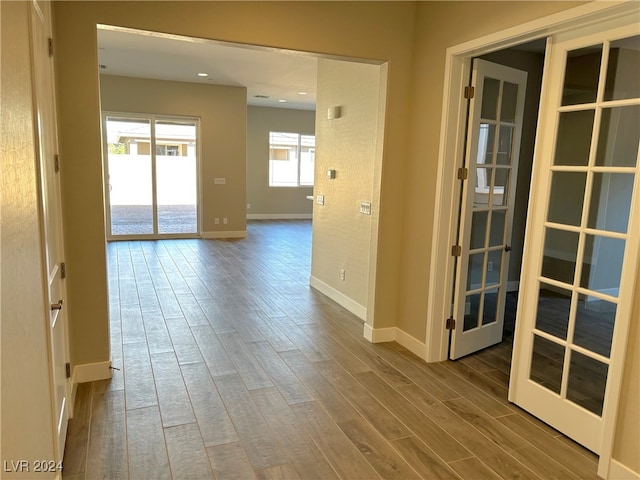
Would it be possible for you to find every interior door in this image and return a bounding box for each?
[30,0,70,461]
[450,59,527,359]
[510,26,640,454]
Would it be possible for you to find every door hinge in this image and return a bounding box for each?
[451,245,462,257]
[54,154,60,173]
[464,85,475,99]
[48,37,54,57]
[65,362,71,379]
[61,262,66,279]
[446,317,456,330]
[457,167,468,180]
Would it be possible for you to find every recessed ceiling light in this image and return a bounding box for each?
[298,92,307,95]
[278,99,287,103]
[197,73,208,77]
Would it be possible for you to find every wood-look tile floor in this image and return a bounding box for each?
[62,220,600,480]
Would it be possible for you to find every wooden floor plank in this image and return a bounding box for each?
[61,382,92,477]
[149,351,195,427]
[290,401,381,480]
[85,382,128,480]
[207,442,257,480]
[164,423,214,480]
[126,406,171,480]
[123,341,158,410]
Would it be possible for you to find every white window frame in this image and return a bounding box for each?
[268,131,315,187]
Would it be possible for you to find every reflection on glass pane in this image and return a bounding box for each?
[547,171,587,226]
[501,82,519,123]
[471,211,488,249]
[463,293,481,331]
[486,250,502,287]
[604,35,640,101]
[554,110,594,166]
[482,77,500,120]
[467,252,485,290]
[580,235,625,294]
[106,117,153,236]
[562,45,603,105]
[483,289,499,325]
[477,124,496,165]
[567,351,608,416]
[574,295,616,358]
[530,335,564,394]
[542,228,579,285]
[156,121,198,235]
[596,106,640,167]
[535,284,570,340]
[497,126,514,165]
[489,210,506,247]
[588,173,634,234]
[474,168,491,206]
[492,168,509,207]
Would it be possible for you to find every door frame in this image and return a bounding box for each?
[102,111,202,241]
[425,1,639,477]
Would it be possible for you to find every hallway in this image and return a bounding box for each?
[62,220,599,479]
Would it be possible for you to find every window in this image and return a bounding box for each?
[269,131,315,187]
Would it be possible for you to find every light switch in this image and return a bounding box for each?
[214,177,226,185]
[316,194,325,206]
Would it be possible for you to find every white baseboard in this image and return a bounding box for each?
[247,213,312,220]
[363,324,396,342]
[309,275,366,320]
[72,360,112,385]
[361,325,427,359]
[608,460,640,480]
[201,230,247,239]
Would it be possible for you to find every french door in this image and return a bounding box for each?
[450,59,527,359]
[103,114,200,239]
[510,24,640,454]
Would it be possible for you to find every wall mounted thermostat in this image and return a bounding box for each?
[327,169,336,179]
[327,106,342,120]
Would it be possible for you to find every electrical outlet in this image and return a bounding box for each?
[247,203,251,209]
[223,218,228,225]
[215,218,220,225]
[340,269,346,281]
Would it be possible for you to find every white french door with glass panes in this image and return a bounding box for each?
[104,114,200,239]
[450,59,527,359]
[510,24,640,454]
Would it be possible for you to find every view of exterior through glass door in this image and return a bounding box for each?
[510,26,639,454]
[104,114,199,238]
[450,59,527,359]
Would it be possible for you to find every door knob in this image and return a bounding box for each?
[51,300,64,310]
[504,245,512,252]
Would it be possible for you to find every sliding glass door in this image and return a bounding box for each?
[104,114,199,239]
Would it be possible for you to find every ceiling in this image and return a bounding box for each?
[97,26,318,111]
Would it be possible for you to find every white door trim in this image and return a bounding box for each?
[426,1,639,477]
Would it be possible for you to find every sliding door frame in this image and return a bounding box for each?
[102,111,202,241]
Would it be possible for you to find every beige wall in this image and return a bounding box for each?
[246,106,315,216]
[1,1,56,474]
[52,0,417,369]
[311,59,384,311]
[99,74,247,234]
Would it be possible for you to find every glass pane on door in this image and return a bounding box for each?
[156,120,198,234]
[106,117,153,235]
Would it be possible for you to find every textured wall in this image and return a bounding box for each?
[1,0,56,472]
[246,106,315,216]
[311,59,383,310]
[99,75,247,234]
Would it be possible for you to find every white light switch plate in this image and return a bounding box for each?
[316,194,325,205]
